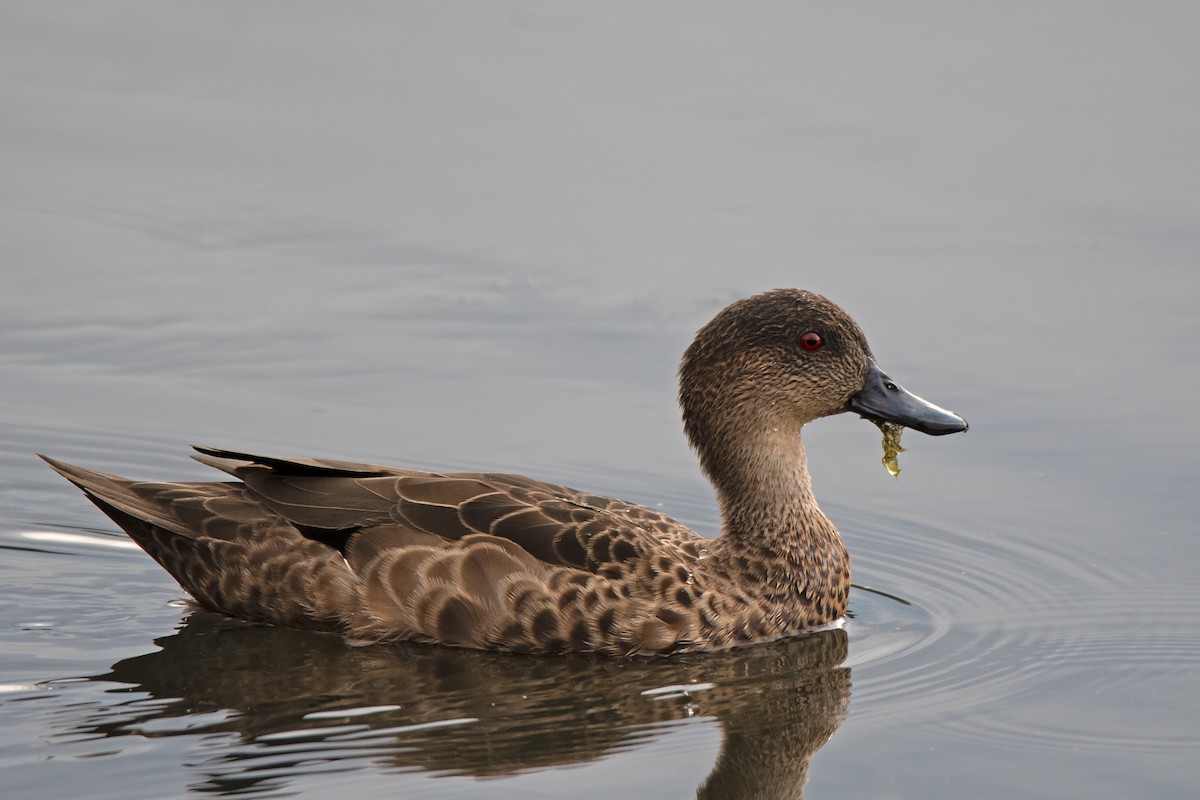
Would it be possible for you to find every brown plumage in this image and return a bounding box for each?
[41,289,967,657]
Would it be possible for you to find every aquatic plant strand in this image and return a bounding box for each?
[878,421,905,477]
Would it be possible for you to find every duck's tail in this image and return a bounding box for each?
[40,456,199,543]
[39,455,358,632]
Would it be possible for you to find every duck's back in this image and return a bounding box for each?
[42,447,710,655]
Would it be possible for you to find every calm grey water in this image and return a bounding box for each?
[3,4,1199,798]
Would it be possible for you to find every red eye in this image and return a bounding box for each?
[800,332,823,351]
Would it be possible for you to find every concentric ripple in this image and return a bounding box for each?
[832,503,1200,755]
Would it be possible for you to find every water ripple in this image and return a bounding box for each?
[837,505,1200,756]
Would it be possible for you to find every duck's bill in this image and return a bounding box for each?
[847,359,968,436]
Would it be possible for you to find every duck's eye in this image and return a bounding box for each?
[800,332,823,351]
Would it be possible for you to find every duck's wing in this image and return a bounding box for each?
[190,446,706,573]
[189,447,710,653]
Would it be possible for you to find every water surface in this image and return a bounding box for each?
[3,4,1199,798]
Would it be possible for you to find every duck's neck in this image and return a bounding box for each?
[708,425,846,571]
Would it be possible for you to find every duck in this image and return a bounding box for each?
[41,289,966,657]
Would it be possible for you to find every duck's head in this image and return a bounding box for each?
[679,289,967,479]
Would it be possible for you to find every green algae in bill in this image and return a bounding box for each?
[876,421,905,477]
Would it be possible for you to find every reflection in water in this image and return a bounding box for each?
[68,613,849,798]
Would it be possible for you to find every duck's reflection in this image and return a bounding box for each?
[79,613,850,798]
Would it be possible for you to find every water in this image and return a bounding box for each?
[3,4,1199,798]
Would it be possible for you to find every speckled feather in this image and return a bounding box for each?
[43,289,883,657]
